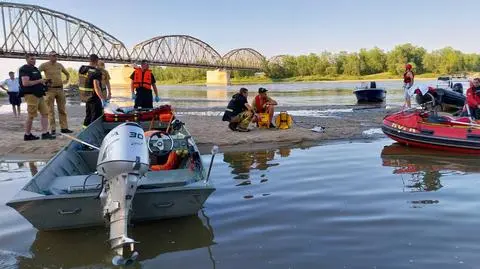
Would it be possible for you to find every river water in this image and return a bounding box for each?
[2,80,479,268]
[0,79,436,113]
[1,138,480,269]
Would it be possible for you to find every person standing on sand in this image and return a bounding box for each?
[38,51,73,134]
[78,54,105,127]
[19,53,56,141]
[98,61,112,102]
[222,87,256,132]
[130,60,160,109]
[0,71,21,117]
[403,63,415,108]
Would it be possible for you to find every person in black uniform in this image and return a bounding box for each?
[222,87,256,132]
[78,54,105,128]
[19,53,55,140]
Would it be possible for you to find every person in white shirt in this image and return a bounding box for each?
[0,71,21,117]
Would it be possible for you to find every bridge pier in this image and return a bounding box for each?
[109,65,134,86]
[206,69,231,85]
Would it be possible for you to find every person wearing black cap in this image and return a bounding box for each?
[130,60,159,109]
[252,87,277,128]
[222,87,256,132]
[78,54,105,127]
[19,53,55,140]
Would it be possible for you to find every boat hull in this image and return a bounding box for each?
[7,185,215,230]
[382,110,480,153]
[353,88,386,102]
[6,106,217,231]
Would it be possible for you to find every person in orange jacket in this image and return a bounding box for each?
[466,78,480,119]
[130,60,160,109]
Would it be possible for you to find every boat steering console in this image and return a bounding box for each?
[147,132,174,156]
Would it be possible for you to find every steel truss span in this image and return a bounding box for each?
[222,48,265,70]
[0,2,129,61]
[130,35,223,68]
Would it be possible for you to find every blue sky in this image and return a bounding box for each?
[5,0,480,57]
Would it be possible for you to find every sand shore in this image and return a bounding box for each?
[0,103,395,161]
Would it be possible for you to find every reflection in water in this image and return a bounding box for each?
[0,161,44,182]
[381,143,480,205]
[16,215,215,268]
[28,162,38,176]
[223,148,290,180]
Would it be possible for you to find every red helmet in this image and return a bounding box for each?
[405,64,412,70]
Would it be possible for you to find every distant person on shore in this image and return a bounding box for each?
[19,53,55,141]
[78,54,105,127]
[0,71,21,117]
[222,87,256,132]
[403,63,415,108]
[38,51,72,134]
[130,60,160,109]
[98,61,112,102]
[251,87,278,128]
[466,78,480,119]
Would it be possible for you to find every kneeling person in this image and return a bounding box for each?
[222,87,255,132]
[252,87,277,128]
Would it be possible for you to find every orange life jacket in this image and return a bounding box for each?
[133,68,152,90]
[150,151,179,171]
[255,95,267,113]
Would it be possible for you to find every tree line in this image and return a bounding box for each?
[64,43,479,84]
[265,43,480,79]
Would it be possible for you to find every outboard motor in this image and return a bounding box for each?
[452,83,463,95]
[97,122,149,265]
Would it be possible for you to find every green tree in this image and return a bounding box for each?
[386,43,426,74]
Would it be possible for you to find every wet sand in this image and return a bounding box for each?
[0,104,395,161]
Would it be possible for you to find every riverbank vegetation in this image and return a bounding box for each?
[62,43,480,86]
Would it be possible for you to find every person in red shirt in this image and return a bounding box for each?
[251,87,278,128]
[403,64,415,108]
[466,78,480,119]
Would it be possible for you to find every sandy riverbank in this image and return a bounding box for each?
[0,104,396,161]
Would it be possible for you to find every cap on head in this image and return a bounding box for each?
[48,50,58,56]
[258,87,268,93]
[405,63,413,70]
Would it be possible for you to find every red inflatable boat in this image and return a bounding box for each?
[382,109,480,153]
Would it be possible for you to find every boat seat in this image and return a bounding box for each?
[138,169,197,189]
[47,168,197,195]
[47,174,103,195]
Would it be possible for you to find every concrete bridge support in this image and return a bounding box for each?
[109,65,134,86]
[206,69,231,85]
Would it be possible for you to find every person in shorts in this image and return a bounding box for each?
[19,53,55,141]
[0,71,21,117]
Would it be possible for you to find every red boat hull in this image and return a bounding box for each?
[382,110,480,154]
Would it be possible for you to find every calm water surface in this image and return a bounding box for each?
[0,80,437,113]
[1,138,480,268]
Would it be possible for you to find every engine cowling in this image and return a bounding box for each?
[97,122,149,178]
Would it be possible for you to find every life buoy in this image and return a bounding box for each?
[150,151,179,171]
